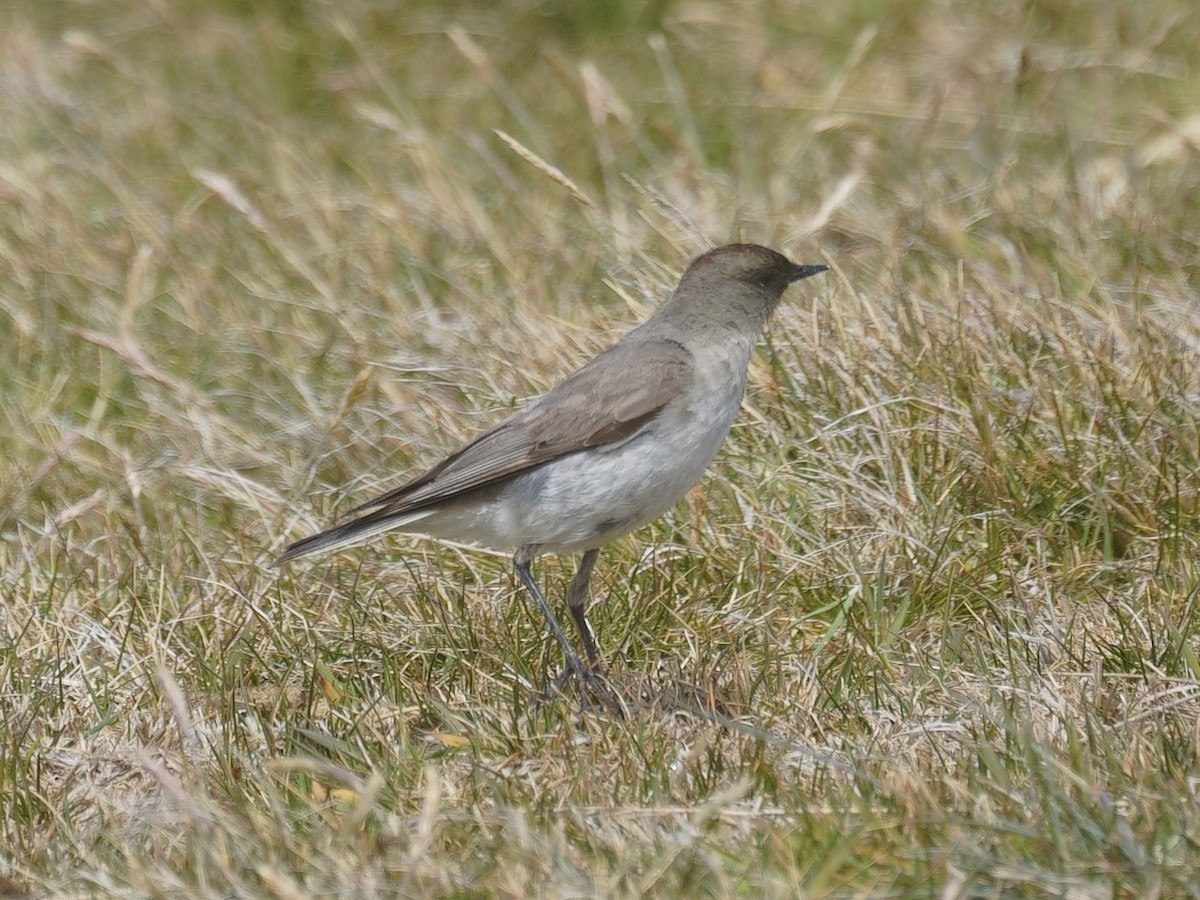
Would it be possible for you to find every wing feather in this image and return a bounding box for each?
[348,338,692,517]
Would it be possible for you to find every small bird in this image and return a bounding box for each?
[275,244,827,708]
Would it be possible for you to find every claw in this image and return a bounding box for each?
[539,662,626,717]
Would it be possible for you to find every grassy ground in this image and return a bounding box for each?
[3,0,1200,895]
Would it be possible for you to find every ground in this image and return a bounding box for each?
[2,0,1200,896]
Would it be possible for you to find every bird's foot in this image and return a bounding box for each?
[541,661,626,717]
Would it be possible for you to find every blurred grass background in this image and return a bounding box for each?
[2,0,1200,896]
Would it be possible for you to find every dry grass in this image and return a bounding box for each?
[3,0,1200,896]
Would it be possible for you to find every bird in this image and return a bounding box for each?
[275,244,828,710]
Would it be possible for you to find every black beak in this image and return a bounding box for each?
[788,263,829,283]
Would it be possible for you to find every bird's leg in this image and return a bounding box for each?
[514,546,621,714]
[514,547,586,681]
[566,548,601,668]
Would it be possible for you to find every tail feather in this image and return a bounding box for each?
[273,508,431,566]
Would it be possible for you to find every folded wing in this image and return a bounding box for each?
[354,337,692,514]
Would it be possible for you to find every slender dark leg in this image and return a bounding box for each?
[514,546,588,684]
[566,549,601,667]
[514,545,621,714]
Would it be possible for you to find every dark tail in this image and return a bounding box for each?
[272,507,413,566]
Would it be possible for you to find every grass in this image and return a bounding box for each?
[2,0,1200,895]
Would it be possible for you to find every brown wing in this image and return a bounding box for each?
[349,337,693,517]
